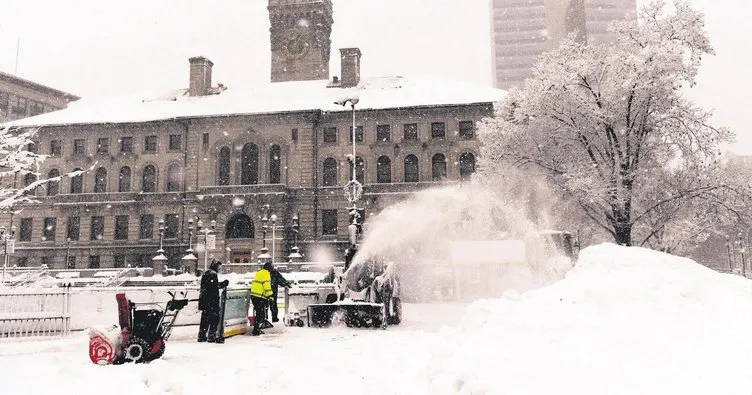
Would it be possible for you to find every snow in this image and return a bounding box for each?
[4,75,507,128]
[3,243,752,394]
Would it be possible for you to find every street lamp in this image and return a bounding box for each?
[152,219,168,272]
[288,213,303,262]
[196,219,217,272]
[1,225,16,284]
[181,218,197,273]
[335,97,364,270]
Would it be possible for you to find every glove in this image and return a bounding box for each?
[220,280,229,288]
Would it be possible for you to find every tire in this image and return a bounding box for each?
[124,337,151,364]
[149,340,166,361]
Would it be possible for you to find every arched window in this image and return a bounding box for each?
[459,152,476,180]
[47,169,60,196]
[94,167,107,193]
[218,146,231,186]
[348,156,365,184]
[241,143,259,185]
[142,165,156,192]
[376,156,392,184]
[404,155,419,183]
[269,144,281,184]
[70,168,84,194]
[23,173,37,195]
[166,163,182,192]
[322,158,338,186]
[432,153,447,181]
[119,166,131,192]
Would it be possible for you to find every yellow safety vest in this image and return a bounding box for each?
[250,269,273,299]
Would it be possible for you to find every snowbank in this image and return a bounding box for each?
[427,243,752,394]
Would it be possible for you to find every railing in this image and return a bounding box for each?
[0,285,72,338]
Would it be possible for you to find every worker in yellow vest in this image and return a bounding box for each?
[250,261,274,335]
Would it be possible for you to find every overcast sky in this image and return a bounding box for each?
[1,0,750,152]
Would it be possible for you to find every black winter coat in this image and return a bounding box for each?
[198,270,228,311]
[270,269,292,295]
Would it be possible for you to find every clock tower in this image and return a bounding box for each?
[268,0,333,83]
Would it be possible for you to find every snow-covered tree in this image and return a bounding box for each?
[0,126,46,211]
[478,0,750,250]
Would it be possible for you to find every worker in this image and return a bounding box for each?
[250,261,274,336]
[269,267,293,323]
[197,259,229,343]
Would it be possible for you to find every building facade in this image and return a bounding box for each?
[0,71,79,123]
[3,0,504,273]
[490,0,636,89]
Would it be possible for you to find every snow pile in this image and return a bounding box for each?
[427,243,752,395]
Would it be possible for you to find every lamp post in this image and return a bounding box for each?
[152,219,168,272]
[1,225,17,284]
[197,219,216,272]
[739,233,747,278]
[65,238,72,269]
[288,213,302,262]
[335,97,363,270]
[258,205,271,264]
[181,218,197,274]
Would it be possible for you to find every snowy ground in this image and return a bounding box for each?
[3,243,752,394]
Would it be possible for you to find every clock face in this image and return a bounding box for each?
[283,34,309,59]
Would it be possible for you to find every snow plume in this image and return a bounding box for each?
[351,169,575,299]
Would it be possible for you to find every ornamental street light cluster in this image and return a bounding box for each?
[256,205,303,265]
[181,218,198,273]
[335,97,364,270]
[1,225,17,284]
[196,219,217,272]
[152,219,168,271]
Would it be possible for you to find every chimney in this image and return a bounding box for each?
[188,56,214,96]
[340,48,362,88]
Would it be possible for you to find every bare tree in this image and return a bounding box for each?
[478,0,750,251]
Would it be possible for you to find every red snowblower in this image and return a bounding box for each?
[89,291,189,365]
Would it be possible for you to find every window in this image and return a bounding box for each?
[166,164,182,192]
[30,101,44,116]
[169,134,182,150]
[218,147,231,186]
[89,256,101,269]
[404,155,419,183]
[120,137,133,153]
[50,140,62,155]
[119,166,131,192]
[291,128,298,142]
[322,210,338,235]
[139,214,154,240]
[348,157,365,184]
[432,153,447,181]
[73,139,85,155]
[269,145,282,184]
[20,218,32,242]
[324,127,337,143]
[23,173,37,195]
[403,123,418,140]
[241,143,259,185]
[17,257,28,267]
[431,122,446,139]
[91,216,104,240]
[70,168,84,193]
[47,169,60,196]
[349,126,364,143]
[322,158,338,186]
[13,97,27,115]
[67,216,80,241]
[459,121,474,139]
[43,217,56,241]
[67,256,76,270]
[144,136,157,152]
[377,125,391,142]
[376,156,392,183]
[142,165,156,192]
[114,255,127,268]
[164,214,179,239]
[0,92,8,112]
[97,138,109,154]
[94,167,107,193]
[202,133,210,151]
[115,215,129,240]
[459,152,476,179]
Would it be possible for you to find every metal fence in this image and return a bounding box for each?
[0,285,72,338]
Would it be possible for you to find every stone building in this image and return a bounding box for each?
[0,71,79,123]
[2,0,504,272]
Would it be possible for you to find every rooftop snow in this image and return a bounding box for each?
[5,76,507,128]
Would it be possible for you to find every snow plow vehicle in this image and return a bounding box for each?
[88,291,189,365]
